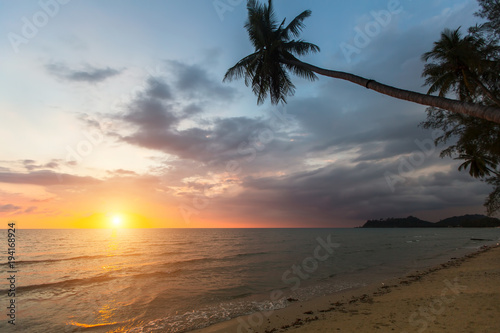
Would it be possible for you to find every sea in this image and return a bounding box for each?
[1,228,500,332]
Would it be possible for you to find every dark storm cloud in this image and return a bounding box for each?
[45,62,122,83]
[217,158,490,226]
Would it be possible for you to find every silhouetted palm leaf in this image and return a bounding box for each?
[456,153,499,178]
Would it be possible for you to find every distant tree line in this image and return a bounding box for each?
[362,214,500,228]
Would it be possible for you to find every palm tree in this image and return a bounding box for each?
[224,0,500,124]
[456,152,499,178]
[422,27,500,107]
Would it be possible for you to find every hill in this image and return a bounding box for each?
[362,216,434,228]
[361,214,500,228]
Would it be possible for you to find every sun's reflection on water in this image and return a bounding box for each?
[71,229,126,329]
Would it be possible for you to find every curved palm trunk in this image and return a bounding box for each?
[285,59,500,125]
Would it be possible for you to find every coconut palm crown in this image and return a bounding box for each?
[224,0,320,104]
[421,27,500,106]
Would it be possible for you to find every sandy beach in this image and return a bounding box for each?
[193,244,500,333]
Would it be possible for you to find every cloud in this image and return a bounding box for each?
[24,206,37,213]
[1,1,489,227]
[145,77,173,100]
[92,39,489,227]
[45,62,123,83]
[123,98,179,131]
[107,169,139,176]
[167,60,237,100]
[202,157,490,227]
[77,113,103,130]
[114,75,200,135]
[111,56,489,226]
[22,159,61,171]
[0,171,101,186]
[0,204,21,213]
[113,69,267,165]
[122,119,240,162]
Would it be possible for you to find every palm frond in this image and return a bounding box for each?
[283,40,320,56]
[223,52,261,82]
[281,10,312,40]
[225,0,318,105]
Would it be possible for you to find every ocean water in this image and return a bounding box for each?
[1,228,500,332]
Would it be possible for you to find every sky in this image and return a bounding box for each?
[0,0,493,228]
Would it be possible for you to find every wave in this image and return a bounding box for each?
[159,251,183,257]
[0,253,141,266]
[0,251,273,293]
[0,272,115,293]
[168,257,213,266]
[152,252,273,272]
[130,268,184,280]
[1,259,210,293]
[68,319,133,330]
[157,252,272,269]
[0,266,191,294]
[233,251,270,258]
[69,321,120,328]
[0,249,271,268]
[228,292,254,300]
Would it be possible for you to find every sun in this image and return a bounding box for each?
[111,215,122,228]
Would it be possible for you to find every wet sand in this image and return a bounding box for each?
[192,244,500,333]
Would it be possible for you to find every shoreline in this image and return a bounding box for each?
[192,243,500,333]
